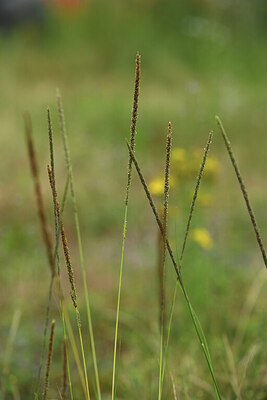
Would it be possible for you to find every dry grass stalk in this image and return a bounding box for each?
[125,51,141,206]
[43,320,56,400]
[47,165,78,310]
[24,112,55,276]
[216,116,267,269]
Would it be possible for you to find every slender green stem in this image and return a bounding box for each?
[216,116,267,269]
[34,275,54,400]
[158,125,172,400]
[180,132,213,263]
[42,320,56,400]
[112,206,128,400]
[127,142,222,400]
[161,131,213,391]
[47,108,75,400]
[111,52,141,400]
[57,91,101,400]
[75,310,91,400]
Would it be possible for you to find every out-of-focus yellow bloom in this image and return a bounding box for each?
[148,176,176,196]
[172,147,186,163]
[198,192,214,206]
[191,228,213,249]
[149,177,164,195]
[205,157,220,174]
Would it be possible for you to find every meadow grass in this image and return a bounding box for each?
[2,43,266,398]
[24,74,266,399]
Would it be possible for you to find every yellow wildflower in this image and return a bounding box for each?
[149,177,164,196]
[172,147,186,163]
[148,176,176,196]
[198,192,214,207]
[191,228,213,249]
[205,156,220,174]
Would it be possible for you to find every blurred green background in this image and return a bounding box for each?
[0,1,266,399]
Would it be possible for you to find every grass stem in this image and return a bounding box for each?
[216,116,266,269]
[111,51,141,400]
[126,141,222,400]
[57,90,101,400]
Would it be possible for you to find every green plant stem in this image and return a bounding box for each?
[112,206,128,400]
[47,108,75,400]
[34,171,71,400]
[57,91,101,400]
[111,52,141,400]
[160,131,213,392]
[126,141,222,400]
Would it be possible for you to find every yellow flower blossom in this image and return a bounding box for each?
[205,157,220,174]
[198,192,214,207]
[148,176,176,196]
[172,147,186,163]
[191,228,213,249]
[149,177,164,196]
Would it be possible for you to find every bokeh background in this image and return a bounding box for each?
[0,1,267,399]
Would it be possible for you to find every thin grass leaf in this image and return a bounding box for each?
[216,116,267,269]
[62,338,68,400]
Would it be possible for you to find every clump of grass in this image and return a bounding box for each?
[25,55,267,400]
[216,116,267,269]
[111,51,141,400]
[42,320,56,400]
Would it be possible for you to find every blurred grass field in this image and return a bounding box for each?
[0,1,267,399]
